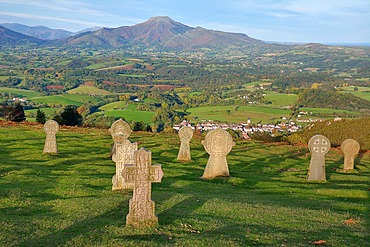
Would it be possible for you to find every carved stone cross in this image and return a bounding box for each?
[307,134,330,181]
[43,120,59,154]
[109,119,137,191]
[177,126,193,161]
[341,139,360,171]
[122,148,164,227]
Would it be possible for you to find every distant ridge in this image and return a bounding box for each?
[0,23,74,40]
[56,16,264,49]
[0,25,44,45]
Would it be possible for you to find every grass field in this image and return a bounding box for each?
[300,107,363,116]
[0,124,368,246]
[30,94,104,106]
[188,105,291,123]
[99,102,154,123]
[0,87,40,98]
[264,91,298,106]
[67,85,112,95]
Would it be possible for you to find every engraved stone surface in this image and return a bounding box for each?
[177,126,193,161]
[341,139,360,171]
[307,134,331,181]
[202,128,235,179]
[109,119,137,191]
[122,148,164,227]
[43,120,59,154]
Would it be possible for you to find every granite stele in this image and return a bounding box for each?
[307,134,331,181]
[341,138,360,171]
[43,120,59,154]
[202,128,235,179]
[122,148,164,227]
[110,119,137,191]
[177,126,194,161]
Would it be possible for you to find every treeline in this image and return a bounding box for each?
[297,88,370,112]
[287,118,370,150]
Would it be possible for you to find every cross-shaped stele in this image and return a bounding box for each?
[341,138,360,171]
[307,134,331,181]
[122,147,164,227]
[43,120,59,154]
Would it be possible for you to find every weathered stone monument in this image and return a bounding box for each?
[202,128,235,179]
[341,139,360,171]
[307,134,331,181]
[43,120,59,154]
[109,119,137,191]
[122,148,164,227]
[177,126,193,161]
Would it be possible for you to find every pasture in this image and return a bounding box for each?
[0,123,368,246]
[187,105,291,123]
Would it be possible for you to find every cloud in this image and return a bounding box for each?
[0,11,103,27]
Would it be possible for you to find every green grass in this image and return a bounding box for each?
[30,94,104,106]
[264,91,298,106]
[0,124,368,246]
[100,102,154,123]
[25,107,57,117]
[188,105,291,123]
[67,85,112,95]
[0,87,40,98]
[300,107,363,116]
[104,109,154,124]
[118,74,147,78]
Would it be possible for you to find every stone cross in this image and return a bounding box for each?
[43,120,59,154]
[122,148,164,227]
[177,126,193,161]
[109,119,137,191]
[341,139,360,171]
[202,128,235,179]
[307,134,331,181]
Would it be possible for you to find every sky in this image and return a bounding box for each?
[0,0,369,44]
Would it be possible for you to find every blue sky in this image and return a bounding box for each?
[0,0,369,43]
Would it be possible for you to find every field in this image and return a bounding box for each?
[67,85,111,95]
[264,91,298,106]
[0,123,368,246]
[0,87,40,98]
[30,94,104,106]
[187,105,291,123]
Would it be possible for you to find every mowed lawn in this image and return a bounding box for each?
[188,105,291,123]
[0,123,368,246]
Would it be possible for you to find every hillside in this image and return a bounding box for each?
[0,123,369,246]
[0,23,74,40]
[0,25,44,45]
[55,16,264,49]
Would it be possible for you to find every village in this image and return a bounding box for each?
[173,119,303,139]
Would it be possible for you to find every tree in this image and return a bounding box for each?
[54,105,82,126]
[36,108,46,124]
[2,103,26,122]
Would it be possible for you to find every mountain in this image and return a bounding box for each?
[58,16,264,49]
[1,23,74,40]
[0,25,44,45]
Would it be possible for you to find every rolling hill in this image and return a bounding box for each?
[56,16,264,49]
[0,23,74,40]
[0,25,44,45]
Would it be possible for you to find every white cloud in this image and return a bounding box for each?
[0,11,103,27]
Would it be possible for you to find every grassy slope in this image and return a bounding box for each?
[0,87,40,98]
[100,102,154,124]
[187,105,291,123]
[67,85,111,95]
[0,124,368,246]
[30,94,104,106]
